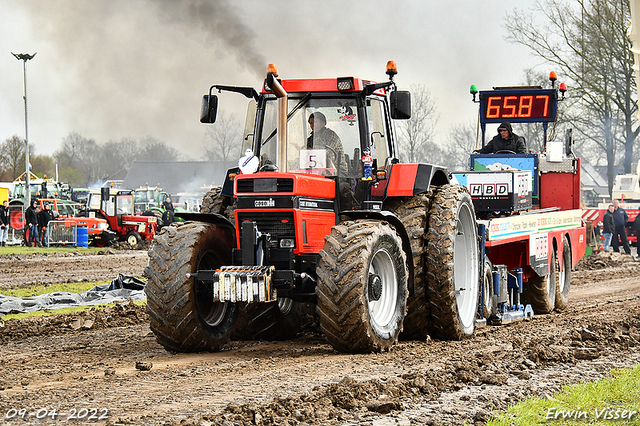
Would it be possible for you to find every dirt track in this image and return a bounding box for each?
[0,250,639,425]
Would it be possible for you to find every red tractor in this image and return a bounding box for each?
[86,188,157,246]
[145,62,480,354]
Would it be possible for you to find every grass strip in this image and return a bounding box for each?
[487,364,640,425]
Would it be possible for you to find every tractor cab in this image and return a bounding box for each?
[200,62,420,213]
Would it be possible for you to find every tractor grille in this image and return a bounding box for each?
[237,212,295,248]
[236,178,294,193]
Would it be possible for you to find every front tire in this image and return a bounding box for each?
[126,231,141,246]
[145,222,237,352]
[317,220,408,353]
[426,185,480,340]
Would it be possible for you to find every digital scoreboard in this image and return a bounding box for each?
[479,88,557,124]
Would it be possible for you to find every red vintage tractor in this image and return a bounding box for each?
[86,188,157,246]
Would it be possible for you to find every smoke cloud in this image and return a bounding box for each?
[10,0,266,158]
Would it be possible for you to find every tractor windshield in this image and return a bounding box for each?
[116,194,134,215]
[259,97,361,178]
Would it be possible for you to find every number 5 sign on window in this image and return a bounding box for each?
[300,149,326,169]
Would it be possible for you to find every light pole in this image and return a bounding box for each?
[12,52,36,207]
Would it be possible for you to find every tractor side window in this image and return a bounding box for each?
[367,98,389,167]
[242,100,257,154]
[106,197,115,216]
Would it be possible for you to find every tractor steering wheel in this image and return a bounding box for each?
[495,150,517,154]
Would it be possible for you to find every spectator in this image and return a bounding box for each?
[602,204,615,252]
[611,200,631,255]
[162,196,175,227]
[38,203,55,247]
[634,213,640,257]
[25,199,39,247]
[475,121,527,154]
[0,200,8,247]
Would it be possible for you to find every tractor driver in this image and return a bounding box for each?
[307,112,347,175]
[475,121,526,154]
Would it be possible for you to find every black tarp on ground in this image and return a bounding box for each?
[0,274,146,315]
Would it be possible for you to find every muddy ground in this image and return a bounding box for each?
[0,250,639,425]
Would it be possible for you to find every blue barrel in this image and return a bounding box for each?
[75,227,89,248]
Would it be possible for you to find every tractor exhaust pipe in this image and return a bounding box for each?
[266,64,288,172]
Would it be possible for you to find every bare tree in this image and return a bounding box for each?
[0,135,26,179]
[136,136,182,162]
[202,111,241,161]
[505,0,638,195]
[441,122,479,170]
[397,85,439,163]
[55,132,100,186]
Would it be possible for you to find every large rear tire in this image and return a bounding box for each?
[386,194,432,340]
[555,237,571,311]
[200,187,235,221]
[523,248,557,314]
[317,220,408,353]
[426,185,480,340]
[145,222,237,352]
[233,298,302,341]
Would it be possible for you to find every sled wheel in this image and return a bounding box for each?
[426,184,480,340]
[555,237,571,311]
[145,221,238,352]
[386,194,432,340]
[481,256,495,318]
[233,297,302,341]
[125,231,141,246]
[523,248,557,314]
[317,220,408,353]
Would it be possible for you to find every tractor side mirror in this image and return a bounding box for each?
[101,187,110,202]
[200,94,219,124]
[389,91,411,120]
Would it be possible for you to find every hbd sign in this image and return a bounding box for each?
[469,183,509,197]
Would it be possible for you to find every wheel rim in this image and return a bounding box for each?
[482,263,492,316]
[127,235,137,245]
[367,247,398,330]
[195,248,228,327]
[277,297,293,315]
[453,202,479,330]
[557,254,566,293]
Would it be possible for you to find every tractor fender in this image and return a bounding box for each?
[174,212,236,244]
[340,209,415,295]
[384,163,449,197]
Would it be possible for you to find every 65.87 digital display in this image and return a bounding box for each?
[481,90,556,122]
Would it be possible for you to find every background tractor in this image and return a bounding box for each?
[86,187,157,246]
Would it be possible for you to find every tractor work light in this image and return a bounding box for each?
[337,77,354,91]
[470,84,478,101]
[386,61,397,79]
[280,238,295,249]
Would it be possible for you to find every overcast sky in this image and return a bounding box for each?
[0,0,544,161]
